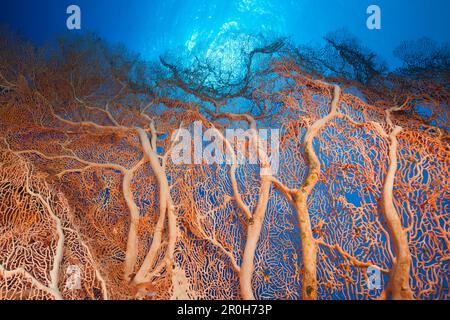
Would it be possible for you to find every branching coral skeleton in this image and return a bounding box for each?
[0,35,448,300]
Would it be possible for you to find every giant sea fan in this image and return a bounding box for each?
[0,34,448,300]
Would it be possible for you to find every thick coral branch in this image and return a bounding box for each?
[380,121,414,300]
[272,83,341,300]
[208,113,273,300]
[240,177,271,300]
[132,127,177,288]
[293,84,340,300]
[123,158,147,282]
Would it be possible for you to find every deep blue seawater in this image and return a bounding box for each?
[1,0,449,67]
